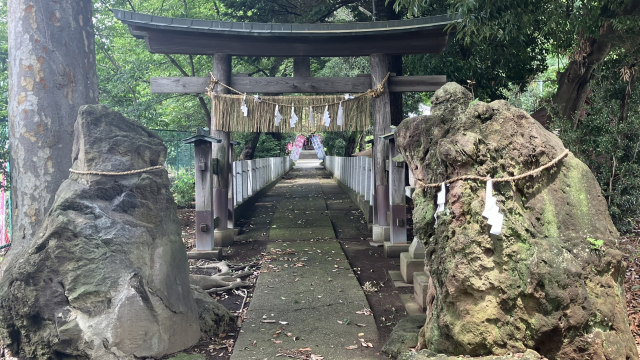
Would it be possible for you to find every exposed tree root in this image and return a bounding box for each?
[189,261,256,293]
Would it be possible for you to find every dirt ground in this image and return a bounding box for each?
[621,223,640,356]
[170,207,414,360]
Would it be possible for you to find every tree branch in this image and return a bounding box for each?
[165,54,190,77]
[189,55,196,77]
[165,54,210,122]
[96,42,138,105]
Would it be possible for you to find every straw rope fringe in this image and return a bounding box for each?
[206,72,390,133]
[418,149,571,188]
[69,165,165,176]
[211,94,370,133]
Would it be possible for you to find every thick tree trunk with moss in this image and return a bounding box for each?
[396,83,637,359]
[7,0,99,253]
[345,131,359,157]
[552,1,640,128]
[552,37,611,129]
[239,132,261,160]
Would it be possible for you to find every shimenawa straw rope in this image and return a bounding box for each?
[418,149,570,188]
[69,165,165,176]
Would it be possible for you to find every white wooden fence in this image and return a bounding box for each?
[324,156,373,206]
[233,157,293,207]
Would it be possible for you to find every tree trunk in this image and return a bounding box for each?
[239,132,260,160]
[8,0,99,252]
[620,65,637,123]
[552,37,611,129]
[345,131,359,157]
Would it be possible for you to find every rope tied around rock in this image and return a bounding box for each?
[69,165,165,176]
[418,149,571,188]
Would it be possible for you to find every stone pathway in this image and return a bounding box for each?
[231,152,382,360]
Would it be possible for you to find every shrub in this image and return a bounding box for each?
[170,168,195,208]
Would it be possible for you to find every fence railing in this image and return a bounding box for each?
[324,156,373,206]
[233,156,293,207]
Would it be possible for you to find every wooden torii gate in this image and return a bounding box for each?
[114,10,456,252]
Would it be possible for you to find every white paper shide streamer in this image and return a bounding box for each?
[482,178,504,235]
[309,106,315,128]
[290,107,298,127]
[241,95,248,117]
[274,105,282,126]
[434,182,446,226]
[323,105,331,126]
[337,102,344,127]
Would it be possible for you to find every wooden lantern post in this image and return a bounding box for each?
[387,135,407,245]
[228,140,240,233]
[182,129,221,251]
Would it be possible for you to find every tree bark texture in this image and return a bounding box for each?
[8,0,99,251]
[345,131,358,157]
[211,53,231,230]
[552,37,611,129]
[238,132,260,160]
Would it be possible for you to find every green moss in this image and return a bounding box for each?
[541,192,559,239]
[413,191,436,231]
[565,162,590,222]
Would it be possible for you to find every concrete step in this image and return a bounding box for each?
[400,252,424,284]
[413,272,429,310]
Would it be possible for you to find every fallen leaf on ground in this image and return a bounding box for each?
[345,345,358,350]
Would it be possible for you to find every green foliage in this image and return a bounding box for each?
[587,237,604,251]
[548,56,640,233]
[322,132,348,156]
[0,2,8,191]
[169,168,195,208]
[254,134,284,159]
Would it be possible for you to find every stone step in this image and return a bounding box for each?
[413,272,429,309]
[400,252,424,284]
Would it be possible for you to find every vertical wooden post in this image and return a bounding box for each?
[293,57,311,78]
[211,53,234,247]
[228,143,236,231]
[194,136,214,250]
[242,161,249,201]
[389,139,407,244]
[370,53,391,242]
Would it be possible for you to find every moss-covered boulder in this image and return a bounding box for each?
[395,83,637,360]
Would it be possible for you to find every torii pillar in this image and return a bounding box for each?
[211,53,234,247]
[370,53,391,243]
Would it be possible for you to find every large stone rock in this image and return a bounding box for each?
[382,315,426,358]
[191,285,233,336]
[0,105,201,359]
[395,83,638,360]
